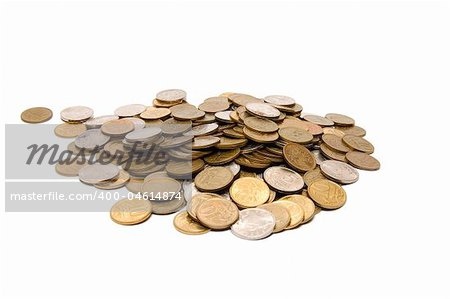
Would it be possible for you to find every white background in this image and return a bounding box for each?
[1,1,449,298]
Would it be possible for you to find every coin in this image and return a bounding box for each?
[161,118,192,135]
[280,194,315,223]
[303,167,327,186]
[243,116,278,133]
[215,137,247,150]
[125,127,161,142]
[325,113,355,126]
[54,123,87,138]
[75,129,110,150]
[278,116,323,135]
[272,200,304,229]
[283,143,316,172]
[101,119,135,137]
[123,117,146,130]
[196,198,239,230]
[151,197,186,215]
[229,93,261,106]
[322,134,351,153]
[245,102,281,118]
[21,107,53,123]
[230,177,270,208]
[156,89,187,102]
[342,135,374,154]
[94,169,130,189]
[320,160,359,184]
[140,107,171,120]
[263,95,295,106]
[231,208,276,240]
[85,115,119,129]
[308,179,347,209]
[192,136,221,149]
[204,148,240,165]
[194,166,234,192]
[263,166,304,193]
[184,123,218,136]
[319,143,347,162]
[243,127,279,143]
[110,198,152,225]
[172,107,205,120]
[78,163,120,184]
[141,177,182,200]
[214,110,233,123]
[337,125,366,137]
[55,159,89,177]
[258,203,291,233]
[187,192,225,219]
[173,211,210,235]
[126,177,145,194]
[311,150,328,165]
[60,106,93,122]
[345,151,380,171]
[303,114,334,126]
[323,127,346,137]
[278,126,313,144]
[198,97,230,113]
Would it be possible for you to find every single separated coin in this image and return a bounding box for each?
[21,107,53,123]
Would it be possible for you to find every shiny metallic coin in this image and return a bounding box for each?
[345,151,380,171]
[21,107,53,123]
[85,115,119,129]
[320,160,359,184]
[214,110,233,123]
[263,166,304,193]
[101,119,135,137]
[308,179,346,209]
[125,127,162,142]
[184,123,218,136]
[60,106,93,122]
[263,95,295,106]
[161,118,192,135]
[156,89,187,102]
[74,129,110,150]
[283,143,316,172]
[140,107,171,120]
[192,136,221,149]
[258,203,291,233]
[110,198,152,225]
[278,126,313,144]
[187,192,225,219]
[231,208,276,240]
[325,113,355,126]
[196,198,239,230]
[123,117,146,130]
[195,167,234,192]
[243,116,278,133]
[173,211,210,235]
[78,163,120,184]
[54,123,87,138]
[303,114,334,126]
[245,102,281,118]
[271,200,304,229]
[114,104,146,117]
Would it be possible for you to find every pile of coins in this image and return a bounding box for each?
[21,89,380,240]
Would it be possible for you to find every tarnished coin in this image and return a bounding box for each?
[156,89,187,102]
[263,95,295,106]
[278,126,313,144]
[94,169,130,189]
[345,151,380,171]
[21,107,53,123]
[78,163,120,184]
[60,106,93,122]
[243,127,279,143]
[161,118,192,135]
[204,148,240,165]
[110,198,152,225]
[184,123,218,136]
[230,177,270,208]
[322,134,351,153]
[258,203,291,233]
[320,160,359,184]
[101,119,135,137]
[263,166,304,193]
[140,107,171,120]
[194,167,234,192]
[198,97,230,113]
[243,116,278,133]
[245,102,281,118]
[54,123,87,138]
[114,104,146,117]
[272,200,304,229]
[231,208,276,240]
[320,143,347,162]
[187,192,225,219]
[192,136,221,149]
[85,115,119,129]
[303,114,334,127]
[196,198,239,230]
[214,110,233,123]
[308,179,347,209]
[75,129,110,150]
[303,167,327,186]
[280,194,315,223]
[325,113,355,126]
[173,211,210,235]
[342,135,374,154]
[283,143,316,172]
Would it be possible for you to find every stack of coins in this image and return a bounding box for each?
[21,89,380,240]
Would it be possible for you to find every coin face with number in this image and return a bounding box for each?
[110,198,152,225]
[308,179,347,209]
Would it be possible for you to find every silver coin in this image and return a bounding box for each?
[231,208,276,240]
[74,129,110,150]
[263,166,304,193]
[60,106,94,122]
[78,163,120,184]
[302,114,334,126]
[123,117,146,130]
[125,127,162,142]
[151,197,186,215]
[156,89,187,102]
[214,111,233,123]
[114,104,147,117]
[320,160,359,184]
[311,150,328,165]
[85,115,119,129]
[263,95,295,106]
[223,161,240,176]
[245,102,281,118]
[184,123,218,136]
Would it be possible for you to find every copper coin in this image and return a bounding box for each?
[283,143,316,172]
[21,107,53,123]
[342,135,374,154]
[54,123,87,138]
[243,116,278,133]
[325,113,355,126]
[345,151,380,171]
[322,134,351,153]
[278,126,313,144]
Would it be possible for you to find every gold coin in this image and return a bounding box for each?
[278,126,313,144]
[303,167,327,186]
[192,136,221,149]
[280,194,315,223]
[140,107,171,120]
[243,116,278,133]
[337,125,366,137]
[320,143,347,162]
[303,114,334,126]
[54,123,87,138]
[21,107,53,123]
[196,198,239,230]
[278,116,323,135]
[272,200,304,229]
[198,97,230,113]
[110,198,152,225]
[194,166,234,192]
[258,203,291,232]
[172,106,205,121]
[342,135,374,154]
[204,148,240,165]
[101,119,135,137]
[222,129,245,139]
[325,113,355,126]
[173,211,210,235]
[308,179,346,209]
[323,127,346,138]
[228,93,261,106]
[235,155,270,169]
[153,98,184,107]
[322,134,351,153]
[114,104,146,117]
[283,143,316,172]
[215,137,247,149]
[345,151,380,171]
[187,192,224,219]
[229,177,270,208]
[243,126,279,143]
